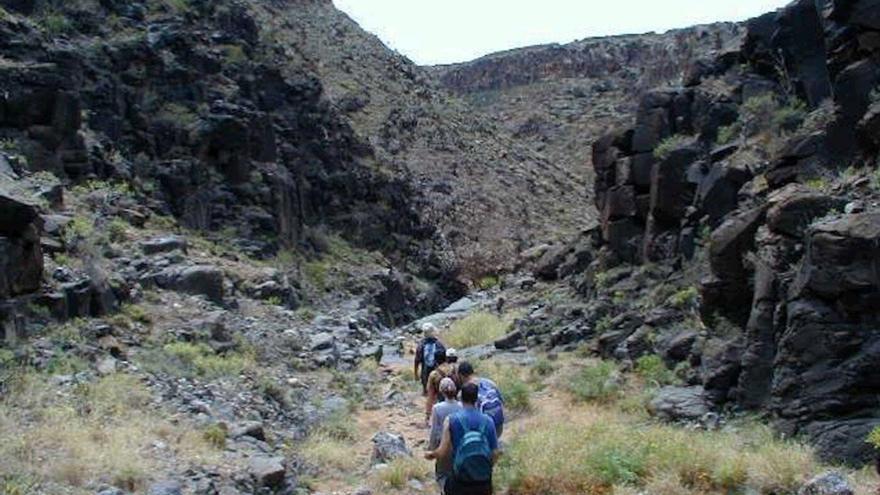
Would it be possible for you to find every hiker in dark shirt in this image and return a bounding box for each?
[426,382,499,495]
[414,323,445,395]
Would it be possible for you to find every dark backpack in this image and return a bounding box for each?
[452,415,493,483]
[477,379,505,429]
[422,339,445,369]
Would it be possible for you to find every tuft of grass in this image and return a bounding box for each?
[634,355,677,387]
[530,358,556,380]
[202,424,227,449]
[476,275,500,290]
[444,312,511,349]
[107,218,130,243]
[40,12,73,35]
[497,407,823,495]
[668,287,699,310]
[0,372,218,491]
[567,361,621,403]
[715,123,741,145]
[480,362,532,412]
[140,342,253,379]
[653,135,691,160]
[373,457,430,490]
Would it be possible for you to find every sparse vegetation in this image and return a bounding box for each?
[715,123,741,145]
[0,373,217,491]
[477,275,500,290]
[39,11,73,35]
[139,342,253,379]
[668,286,699,310]
[108,218,130,243]
[567,361,621,403]
[443,312,511,349]
[497,408,822,495]
[372,457,430,490]
[202,423,227,449]
[653,134,691,160]
[634,354,677,387]
[481,362,532,412]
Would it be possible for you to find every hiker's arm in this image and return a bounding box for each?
[425,418,452,460]
[425,381,437,420]
[413,345,421,380]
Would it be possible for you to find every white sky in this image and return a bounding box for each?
[333,0,792,65]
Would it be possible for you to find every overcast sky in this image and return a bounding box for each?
[333,1,791,65]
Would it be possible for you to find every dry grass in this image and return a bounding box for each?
[299,432,362,474]
[0,373,218,491]
[444,311,512,349]
[371,456,432,491]
[497,402,828,495]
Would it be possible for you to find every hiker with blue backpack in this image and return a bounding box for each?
[425,382,499,495]
[457,361,505,438]
[414,323,446,395]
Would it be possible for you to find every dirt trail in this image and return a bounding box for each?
[310,346,570,495]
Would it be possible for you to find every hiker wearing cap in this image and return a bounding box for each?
[426,382,499,495]
[428,377,463,493]
[425,348,461,424]
[458,361,505,439]
[414,323,446,395]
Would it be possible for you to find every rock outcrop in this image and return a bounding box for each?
[574,0,880,464]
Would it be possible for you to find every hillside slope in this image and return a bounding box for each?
[430,24,743,202]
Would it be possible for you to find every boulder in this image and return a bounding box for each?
[793,213,880,303]
[798,471,854,495]
[705,206,767,324]
[656,330,698,364]
[163,265,225,304]
[147,480,183,495]
[534,244,570,281]
[648,386,712,422]
[494,329,523,350]
[371,431,411,465]
[248,456,286,488]
[767,188,846,238]
[650,144,700,225]
[141,236,188,255]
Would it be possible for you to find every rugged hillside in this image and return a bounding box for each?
[515,0,880,465]
[430,24,743,199]
[251,0,588,276]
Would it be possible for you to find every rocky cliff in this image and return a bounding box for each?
[520,0,880,464]
[430,24,744,203]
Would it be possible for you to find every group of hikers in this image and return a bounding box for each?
[412,323,505,495]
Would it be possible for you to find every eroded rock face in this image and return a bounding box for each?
[0,193,43,300]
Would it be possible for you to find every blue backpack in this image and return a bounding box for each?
[453,415,493,483]
[422,340,445,369]
[477,379,505,429]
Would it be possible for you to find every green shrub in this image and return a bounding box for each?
[63,216,95,246]
[40,12,73,35]
[122,304,152,325]
[653,135,691,160]
[202,424,227,449]
[220,44,247,65]
[866,425,880,450]
[716,123,740,145]
[568,361,621,403]
[107,218,129,243]
[805,177,830,192]
[482,362,532,412]
[141,342,252,379]
[265,296,283,306]
[635,355,677,387]
[530,358,556,379]
[444,312,511,349]
[476,275,500,290]
[668,287,698,309]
